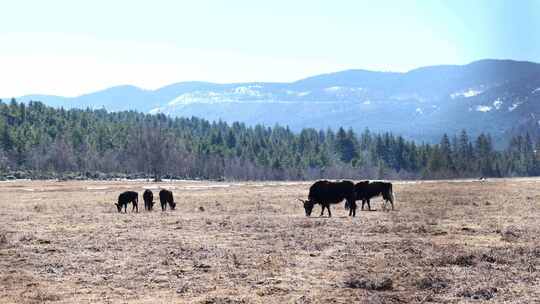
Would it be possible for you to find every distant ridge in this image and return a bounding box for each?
[8,59,540,144]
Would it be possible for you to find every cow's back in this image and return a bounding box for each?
[143,189,153,201]
[356,181,392,200]
[309,180,354,204]
[159,189,173,202]
[119,191,138,203]
[370,182,391,194]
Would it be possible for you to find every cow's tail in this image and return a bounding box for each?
[389,184,395,209]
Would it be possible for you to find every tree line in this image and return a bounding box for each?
[0,99,538,180]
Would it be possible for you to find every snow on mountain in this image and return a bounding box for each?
[476,105,492,112]
[508,101,522,112]
[324,86,342,92]
[492,98,503,110]
[233,85,264,97]
[11,59,540,145]
[450,89,483,99]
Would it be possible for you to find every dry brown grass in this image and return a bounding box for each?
[0,178,539,303]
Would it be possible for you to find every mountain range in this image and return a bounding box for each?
[9,59,540,145]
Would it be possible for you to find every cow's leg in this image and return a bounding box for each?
[349,200,356,217]
[367,199,371,211]
[327,205,332,217]
[320,204,325,217]
[361,200,365,210]
[347,196,356,217]
[389,197,394,210]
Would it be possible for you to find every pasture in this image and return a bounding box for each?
[0,178,539,303]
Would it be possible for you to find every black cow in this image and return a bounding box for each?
[116,191,139,213]
[159,189,176,211]
[300,180,356,217]
[143,189,155,211]
[354,181,394,211]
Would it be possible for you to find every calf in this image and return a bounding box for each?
[354,181,395,211]
[300,180,356,217]
[159,189,176,211]
[116,191,139,213]
[143,189,155,211]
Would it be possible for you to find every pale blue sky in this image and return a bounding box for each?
[1,0,538,96]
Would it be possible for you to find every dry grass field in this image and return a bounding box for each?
[1,178,540,303]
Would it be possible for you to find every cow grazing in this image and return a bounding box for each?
[116,191,139,213]
[159,189,176,211]
[300,180,357,217]
[354,181,395,211]
[143,189,155,211]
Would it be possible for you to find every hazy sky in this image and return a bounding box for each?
[1,0,538,96]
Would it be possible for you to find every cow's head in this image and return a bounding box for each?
[169,201,177,210]
[115,202,122,213]
[299,199,315,217]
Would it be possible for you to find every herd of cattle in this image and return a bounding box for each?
[114,180,394,217]
[116,189,176,213]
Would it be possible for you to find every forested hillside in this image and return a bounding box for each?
[0,99,538,180]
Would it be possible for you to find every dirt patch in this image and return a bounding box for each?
[416,275,449,291]
[500,225,522,242]
[432,252,476,267]
[459,287,498,300]
[344,274,393,291]
[0,231,7,247]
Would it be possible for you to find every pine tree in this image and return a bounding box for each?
[335,127,357,162]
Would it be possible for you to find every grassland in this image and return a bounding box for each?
[0,178,539,303]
